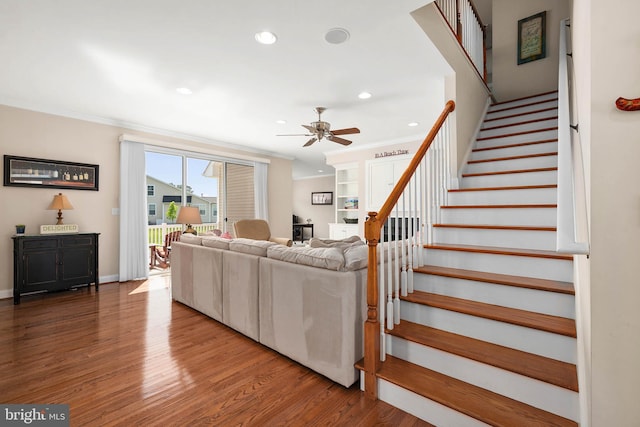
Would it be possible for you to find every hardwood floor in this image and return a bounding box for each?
[0,274,429,426]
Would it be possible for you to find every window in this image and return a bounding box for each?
[195,204,206,215]
[148,203,156,216]
[147,185,155,196]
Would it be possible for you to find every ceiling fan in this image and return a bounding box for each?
[277,107,360,147]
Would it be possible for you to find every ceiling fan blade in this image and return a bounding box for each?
[303,137,317,147]
[327,135,352,146]
[331,127,360,136]
[302,124,315,132]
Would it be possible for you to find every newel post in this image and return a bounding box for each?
[364,211,381,399]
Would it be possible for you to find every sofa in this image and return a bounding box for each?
[170,233,368,387]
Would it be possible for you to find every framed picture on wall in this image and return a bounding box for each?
[3,155,99,191]
[517,11,546,65]
[311,191,333,205]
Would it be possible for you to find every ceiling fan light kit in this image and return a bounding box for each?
[277,107,360,147]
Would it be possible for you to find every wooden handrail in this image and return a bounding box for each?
[362,100,455,399]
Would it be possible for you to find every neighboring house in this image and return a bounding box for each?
[146,175,217,225]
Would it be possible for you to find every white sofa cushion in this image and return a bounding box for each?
[229,238,276,256]
[201,235,231,250]
[267,245,345,271]
[179,233,202,245]
[343,244,368,271]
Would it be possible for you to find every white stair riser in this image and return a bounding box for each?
[489,93,558,112]
[479,119,559,139]
[422,248,572,281]
[487,100,559,119]
[399,301,577,363]
[448,187,557,205]
[433,227,556,251]
[470,141,558,161]
[413,273,575,318]
[440,207,556,227]
[460,170,558,187]
[465,155,557,175]
[482,110,558,128]
[387,336,580,422]
[371,376,490,427]
[476,129,558,149]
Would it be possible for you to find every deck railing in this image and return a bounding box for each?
[148,223,220,245]
[435,0,487,81]
[362,100,455,399]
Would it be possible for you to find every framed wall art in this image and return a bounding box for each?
[311,191,333,205]
[518,11,546,65]
[4,155,99,191]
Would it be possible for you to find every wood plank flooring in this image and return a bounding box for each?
[0,274,429,426]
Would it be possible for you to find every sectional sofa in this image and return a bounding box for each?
[170,233,369,387]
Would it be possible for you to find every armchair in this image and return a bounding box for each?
[150,230,182,268]
[233,219,292,246]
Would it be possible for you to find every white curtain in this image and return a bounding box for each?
[119,140,148,281]
[254,162,268,220]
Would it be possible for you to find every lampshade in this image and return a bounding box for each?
[176,206,202,234]
[48,192,73,225]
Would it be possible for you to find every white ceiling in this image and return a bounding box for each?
[0,0,456,178]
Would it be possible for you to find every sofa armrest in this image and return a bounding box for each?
[269,236,293,247]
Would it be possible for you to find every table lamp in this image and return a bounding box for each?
[176,206,202,235]
[48,193,74,225]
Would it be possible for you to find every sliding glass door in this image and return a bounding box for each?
[145,150,255,235]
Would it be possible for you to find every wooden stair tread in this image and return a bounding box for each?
[476,127,558,142]
[488,98,559,115]
[414,265,574,294]
[402,291,577,337]
[423,243,573,260]
[462,166,557,177]
[490,90,558,107]
[389,321,578,391]
[483,106,558,123]
[473,138,558,152]
[358,355,577,427]
[433,223,556,231]
[441,203,556,208]
[449,184,557,192]
[468,151,557,164]
[481,116,558,132]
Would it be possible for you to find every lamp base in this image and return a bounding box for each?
[184,225,198,235]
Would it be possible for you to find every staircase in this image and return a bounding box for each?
[358,91,580,426]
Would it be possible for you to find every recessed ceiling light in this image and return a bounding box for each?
[176,87,192,95]
[325,28,350,44]
[276,119,286,124]
[317,169,324,173]
[408,122,419,127]
[358,91,372,99]
[255,31,277,45]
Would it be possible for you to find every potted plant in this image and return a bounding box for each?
[15,224,26,235]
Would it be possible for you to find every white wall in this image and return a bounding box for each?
[292,175,335,239]
[0,105,292,297]
[575,0,640,425]
[492,0,570,102]
[411,3,490,173]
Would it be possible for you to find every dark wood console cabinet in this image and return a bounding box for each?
[12,233,99,304]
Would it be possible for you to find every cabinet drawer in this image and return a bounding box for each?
[61,236,94,247]
[22,239,58,250]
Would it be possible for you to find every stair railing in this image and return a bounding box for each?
[435,0,487,82]
[363,100,455,399]
[557,18,589,255]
